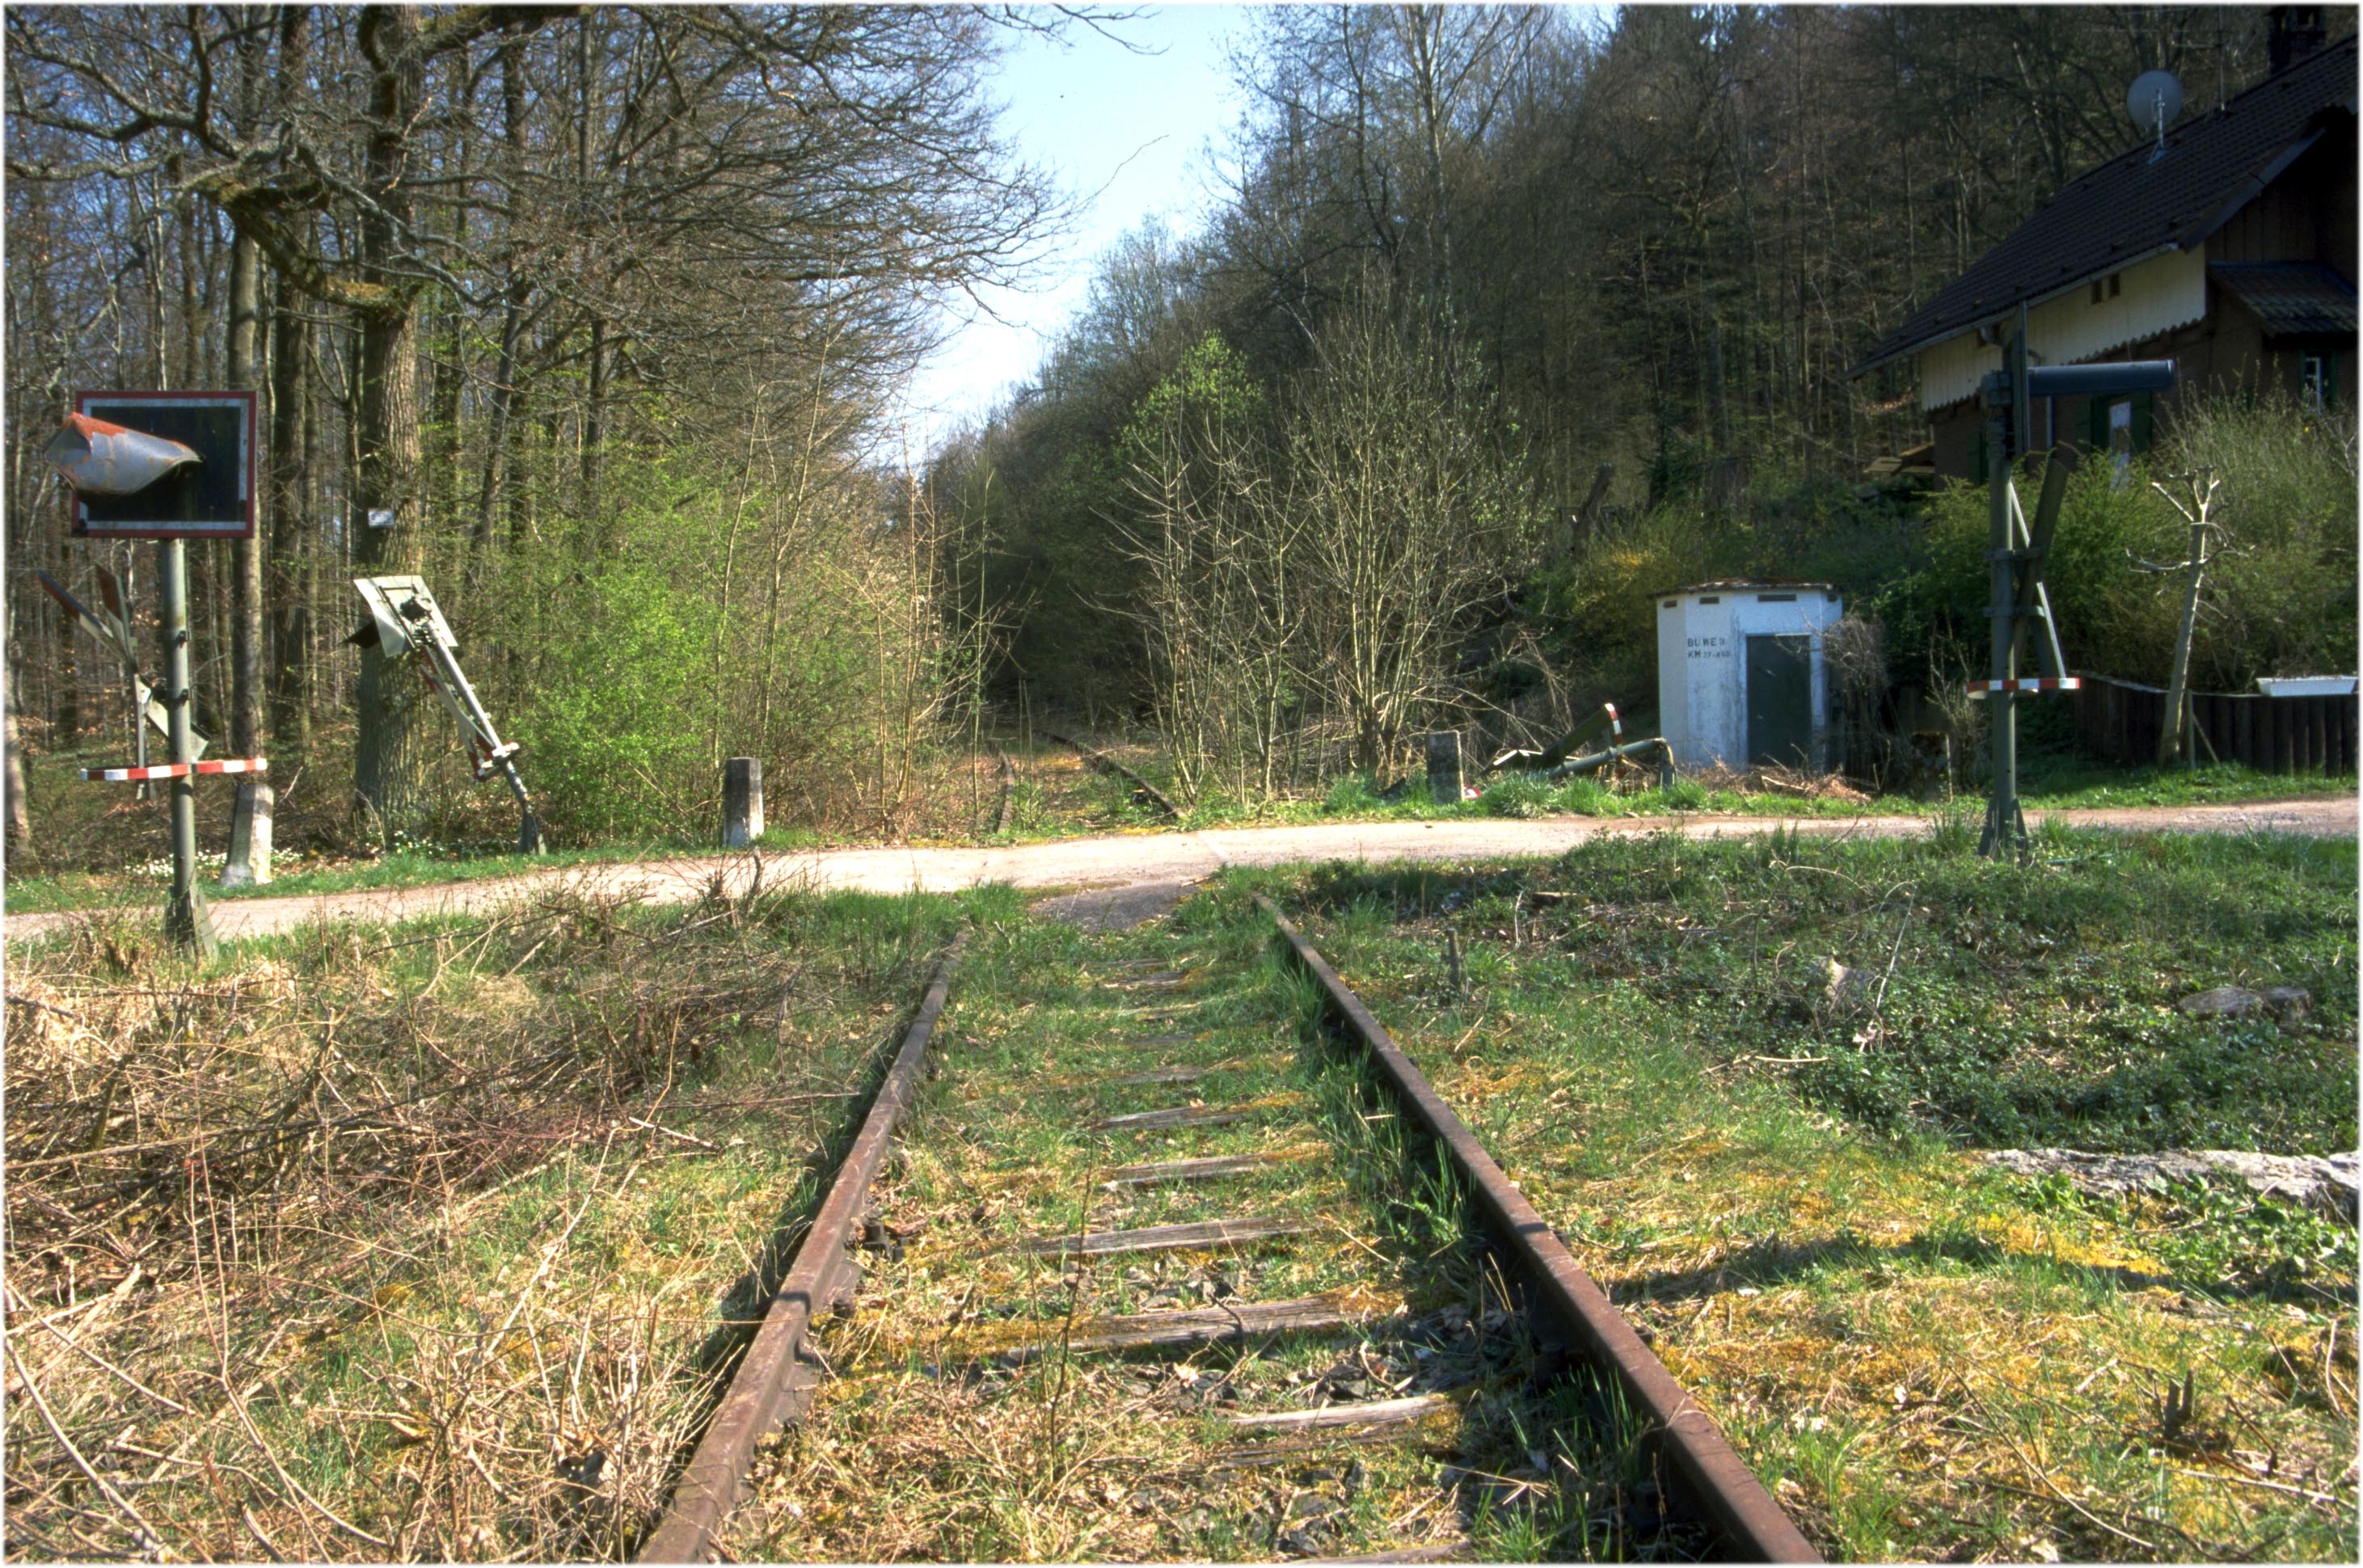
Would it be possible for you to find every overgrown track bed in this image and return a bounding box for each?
[1,886,983,1563]
[1247,830,2357,1561]
[650,903,1815,1560]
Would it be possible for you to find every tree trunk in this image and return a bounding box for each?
[264,4,314,749]
[227,230,264,757]
[2158,521,2209,767]
[268,276,312,747]
[5,605,31,845]
[472,40,532,564]
[351,5,432,842]
[352,299,429,841]
[49,550,78,744]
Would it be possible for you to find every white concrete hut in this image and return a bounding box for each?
[1655,581,1844,770]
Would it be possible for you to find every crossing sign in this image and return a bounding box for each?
[64,391,256,539]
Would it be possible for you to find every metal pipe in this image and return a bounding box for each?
[158,540,216,955]
[1539,734,1670,782]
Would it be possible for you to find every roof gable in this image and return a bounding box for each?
[1854,36,2357,375]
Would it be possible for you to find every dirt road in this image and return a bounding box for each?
[8,796,2351,946]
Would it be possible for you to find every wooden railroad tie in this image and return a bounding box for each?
[1103,1152,1314,1188]
[1090,1060,1247,1088]
[1226,1393,1455,1433]
[1012,1215,1310,1258]
[992,1295,1375,1359]
[1092,1101,1284,1132]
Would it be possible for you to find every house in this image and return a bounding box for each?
[1852,18,2357,479]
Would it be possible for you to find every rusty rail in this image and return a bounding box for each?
[1256,897,1820,1563]
[637,940,963,1563]
[1041,728,1183,819]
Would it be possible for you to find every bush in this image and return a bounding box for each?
[523,562,719,841]
[487,440,972,845]
[1480,774,1555,818]
[1877,397,2357,693]
[1323,774,1384,815]
[2161,396,2358,686]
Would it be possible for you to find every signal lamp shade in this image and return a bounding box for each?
[44,412,204,498]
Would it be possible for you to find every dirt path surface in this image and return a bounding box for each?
[9,795,2352,946]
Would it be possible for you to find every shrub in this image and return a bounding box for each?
[2160,396,2358,685]
[1878,397,2358,693]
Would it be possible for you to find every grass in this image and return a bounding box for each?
[985,732,2350,843]
[9,826,2352,1562]
[2014,753,2358,811]
[0,837,686,915]
[2,880,989,1561]
[1234,824,2357,1561]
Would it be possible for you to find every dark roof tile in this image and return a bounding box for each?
[2212,260,2359,335]
[1854,37,2357,374]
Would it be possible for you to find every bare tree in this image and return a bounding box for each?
[1287,285,1531,776]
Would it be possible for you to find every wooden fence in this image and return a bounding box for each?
[2069,673,2357,775]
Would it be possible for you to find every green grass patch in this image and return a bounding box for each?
[2015,754,2357,811]
[1244,827,2357,1561]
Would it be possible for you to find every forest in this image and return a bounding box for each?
[5,4,2356,858]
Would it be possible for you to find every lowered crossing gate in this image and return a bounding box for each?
[349,575,542,854]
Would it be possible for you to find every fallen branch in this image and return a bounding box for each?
[2,1329,172,1560]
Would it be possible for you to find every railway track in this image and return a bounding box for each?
[639,902,1816,1562]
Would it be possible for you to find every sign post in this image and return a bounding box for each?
[46,390,260,955]
[155,538,215,953]
[1973,323,2175,858]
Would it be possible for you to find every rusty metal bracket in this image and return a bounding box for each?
[1255,897,1820,1563]
[638,938,964,1562]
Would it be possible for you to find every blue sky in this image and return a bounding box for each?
[892,4,1254,456]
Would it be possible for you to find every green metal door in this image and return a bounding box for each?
[1746,634,1814,767]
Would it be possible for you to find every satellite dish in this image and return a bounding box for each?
[2127,69,2185,142]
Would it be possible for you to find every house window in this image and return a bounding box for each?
[2087,272,2123,305]
[2302,354,2333,413]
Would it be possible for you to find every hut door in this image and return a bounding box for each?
[1746,634,1814,768]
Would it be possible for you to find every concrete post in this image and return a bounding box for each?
[221,782,274,887]
[1425,731,1463,806]
[722,757,764,848]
